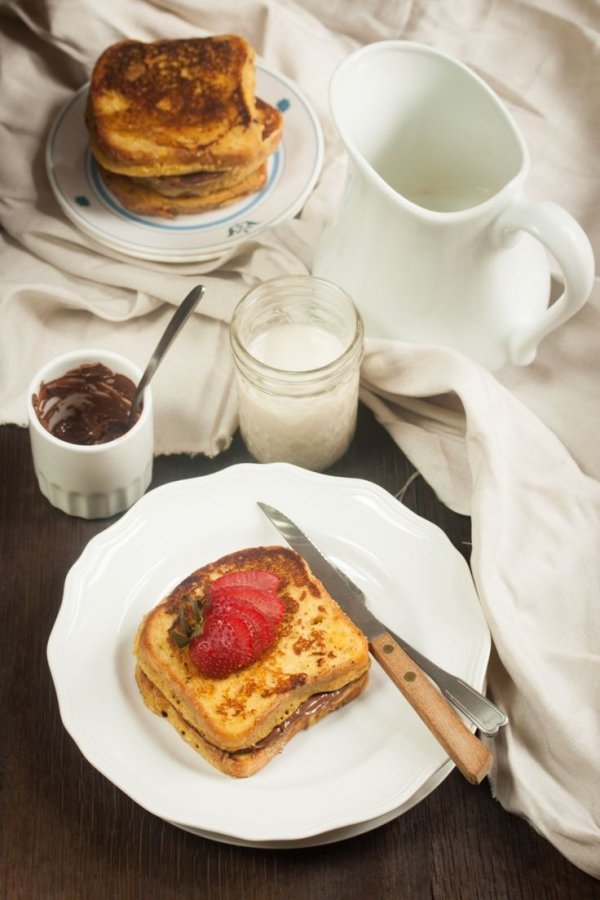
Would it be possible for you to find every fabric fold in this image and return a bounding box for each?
[1,0,599,878]
[362,340,600,878]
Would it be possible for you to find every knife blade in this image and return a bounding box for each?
[258,501,494,785]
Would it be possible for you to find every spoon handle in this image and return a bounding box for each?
[131,284,205,419]
[383,626,507,735]
[328,557,507,735]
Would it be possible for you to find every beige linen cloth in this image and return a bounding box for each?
[1,0,598,878]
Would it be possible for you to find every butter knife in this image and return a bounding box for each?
[258,501,494,785]
[257,501,505,735]
[327,557,507,736]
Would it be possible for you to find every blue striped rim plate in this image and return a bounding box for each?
[46,64,324,263]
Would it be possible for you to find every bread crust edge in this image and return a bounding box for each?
[135,663,369,778]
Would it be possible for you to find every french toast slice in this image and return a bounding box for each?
[98,161,268,218]
[131,99,283,198]
[86,35,264,176]
[133,546,370,777]
[96,98,282,217]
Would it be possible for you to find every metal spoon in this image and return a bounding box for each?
[129,283,206,423]
[98,284,205,442]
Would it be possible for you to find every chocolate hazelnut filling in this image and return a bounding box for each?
[33,362,138,444]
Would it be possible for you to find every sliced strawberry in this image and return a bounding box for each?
[208,596,275,656]
[211,569,281,594]
[229,601,275,654]
[183,571,287,678]
[189,613,254,678]
[211,585,286,626]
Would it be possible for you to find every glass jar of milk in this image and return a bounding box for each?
[230,275,364,471]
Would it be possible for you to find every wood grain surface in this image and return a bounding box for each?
[1,407,598,900]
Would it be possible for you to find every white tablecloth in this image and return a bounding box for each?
[1,0,598,878]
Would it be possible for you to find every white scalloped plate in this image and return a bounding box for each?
[48,464,489,846]
[46,64,323,262]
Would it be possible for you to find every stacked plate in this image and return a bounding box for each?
[46,65,324,263]
[47,464,489,847]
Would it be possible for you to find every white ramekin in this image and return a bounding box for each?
[27,348,154,519]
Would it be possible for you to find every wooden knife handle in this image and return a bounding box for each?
[370,633,494,785]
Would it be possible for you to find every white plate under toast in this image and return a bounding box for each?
[45,64,323,262]
[47,464,490,846]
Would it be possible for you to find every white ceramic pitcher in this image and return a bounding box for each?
[313,41,595,370]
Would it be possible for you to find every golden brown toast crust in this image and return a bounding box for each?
[132,100,282,199]
[135,664,368,777]
[94,97,282,217]
[133,546,370,765]
[98,161,268,218]
[87,35,264,176]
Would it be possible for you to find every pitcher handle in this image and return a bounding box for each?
[491,196,595,366]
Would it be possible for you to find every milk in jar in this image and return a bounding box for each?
[230,276,363,471]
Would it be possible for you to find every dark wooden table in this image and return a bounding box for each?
[1,408,598,899]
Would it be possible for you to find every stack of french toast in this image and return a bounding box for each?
[85,35,283,217]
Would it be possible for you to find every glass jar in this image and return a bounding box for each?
[230,275,364,471]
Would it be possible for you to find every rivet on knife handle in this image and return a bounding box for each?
[329,557,507,735]
[370,634,493,784]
